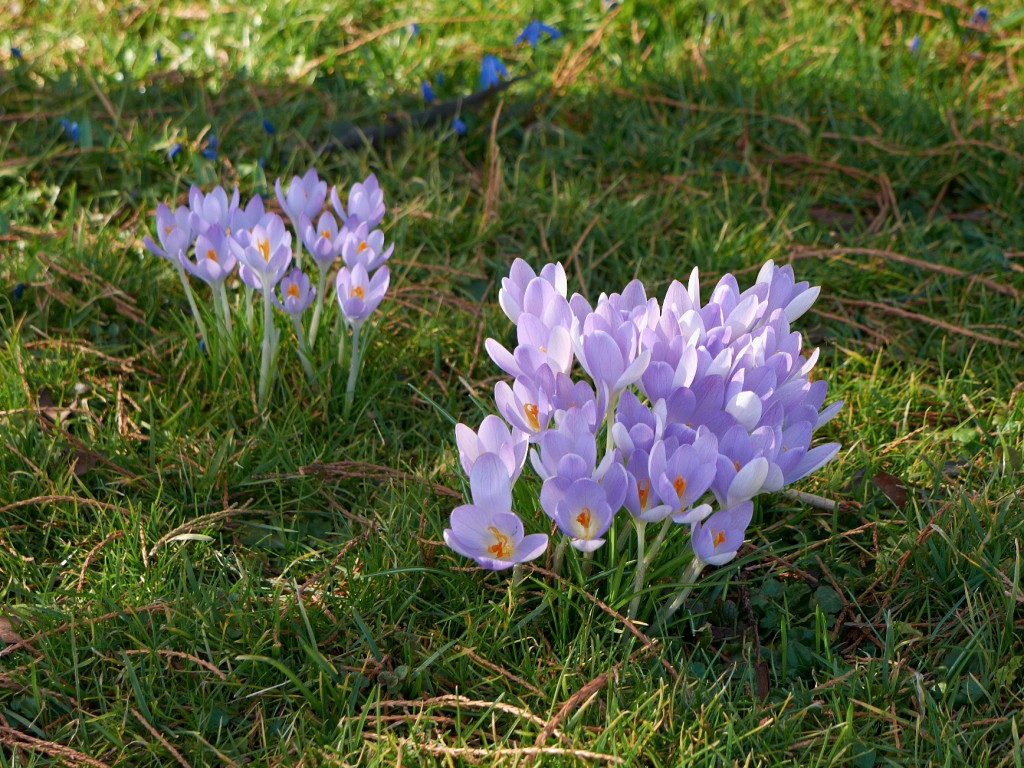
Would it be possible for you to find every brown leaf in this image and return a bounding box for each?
[0,615,24,645]
[872,471,909,509]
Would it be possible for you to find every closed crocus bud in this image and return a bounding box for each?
[335,264,389,329]
[690,502,753,567]
[144,203,193,262]
[276,169,327,232]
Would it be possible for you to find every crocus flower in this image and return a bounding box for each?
[515,20,562,47]
[498,260,569,325]
[335,263,389,329]
[494,369,555,441]
[541,464,627,552]
[421,80,435,103]
[230,214,292,291]
[273,267,316,316]
[530,406,599,482]
[691,501,753,566]
[189,185,239,237]
[143,203,193,262]
[228,194,267,241]
[455,415,529,483]
[339,221,393,272]
[444,454,548,570]
[301,212,343,272]
[184,228,237,287]
[332,174,385,229]
[479,54,509,89]
[649,429,718,524]
[276,169,327,235]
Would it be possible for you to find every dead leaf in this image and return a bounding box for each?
[0,616,24,645]
[872,471,909,509]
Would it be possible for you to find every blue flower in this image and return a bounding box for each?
[907,35,921,53]
[59,118,80,143]
[408,23,420,38]
[11,47,22,61]
[166,142,182,160]
[479,54,509,89]
[515,20,561,48]
[453,117,467,136]
[421,80,435,103]
[263,119,276,135]
[155,47,162,63]
[13,283,25,300]
[201,134,218,160]
[971,6,988,24]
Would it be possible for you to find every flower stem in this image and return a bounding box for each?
[175,261,209,352]
[344,322,361,416]
[308,268,328,348]
[244,285,255,334]
[218,283,234,337]
[627,519,647,620]
[291,316,318,387]
[552,536,568,576]
[643,517,674,568]
[336,313,346,368]
[257,285,274,411]
[655,557,707,631]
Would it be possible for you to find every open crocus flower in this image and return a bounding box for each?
[444,454,548,570]
[335,263,389,329]
[494,368,555,441]
[275,169,327,235]
[230,214,292,291]
[498,260,568,325]
[228,194,266,242]
[690,501,753,566]
[300,212,343,273]
[455,415,529,484]
[189,185,239,237]
[144,203,193,262]
[273,267,316,316]
[332,173,385,229]
[649,428,718,525]
[340,221,393,272]
[541,464,627,552]
[185,227,237,287]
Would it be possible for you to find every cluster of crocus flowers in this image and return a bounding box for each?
[143,169,392,412]
[445,259,842,619]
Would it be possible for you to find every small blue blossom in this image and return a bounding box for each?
[59,118,80,143]
[421,80,435,103]
[408,23,420,38]
[479,54,509,89]
[11,46,22,61]
[907,35,921,53]
[13,283,25,300]
[453,117,467,136]
[263,119,276,135]
[199,339,207,355]
[971,6,988,25]
[155,47,162,63]
[166,142,183,161]
[258,156,266,169]
[200,134,218,160]
[515,19,562,48]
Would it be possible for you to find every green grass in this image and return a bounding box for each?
[2,1,1024,765]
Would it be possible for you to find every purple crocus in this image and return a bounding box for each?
[335,263,389,329]
[184,227,237,287]
[498,259,568,324]
[143,203,193,262]
[301,212,343,272]
[455,415,529,484]
[273,267,316,316]
[276,169,327,236]
[494,369,555,441]
[331,174,385,230]
[339,221,393,272]
[480,54,509,89]
[444,454,548,570]
[189,185,239,237]
[230,214,292,291]
[541,464,627,552]
[515,20,562,48]
[690,501,753,566]
[572,315,651,403]
[649,429,718,524]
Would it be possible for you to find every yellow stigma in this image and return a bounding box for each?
[257,237,270,262]
[733,460,741,472]
[287,283,300,298]
[637,479,650,509]
[673,474,687,499]
[321,229,331,238]
[712,529,726,548]
[350,285,365,300]
[539,345,548,353]
[575,507,593,536]
[164,225,172,234]
[207,248,217,263]
[225,226,231,236]
[357,240,369,253]
[487,526,511,560]
[523,403,540,432]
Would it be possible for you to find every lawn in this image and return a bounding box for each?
[1,1,1023,765]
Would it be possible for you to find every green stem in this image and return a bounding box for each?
[627,520,648,620]
[336,312,346,368]
[552,536,568,576]
[308,268,328,348]
[655,557,707,631]
[291,315,318,387]
[175,262,209,352]
[344,322,361,416]
[244,285,255,334]
[218,282,234,337]
[643,517,674,568]
[257,284,274,411]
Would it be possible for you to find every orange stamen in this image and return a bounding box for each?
[712,530,726,548]
[287,284,300,298]
[733,460,741,472]
[523,403,540,432]
[350,285,365,300]
[357,240,369,253]
[575,507,592,536]
[673,475,687,499]
[257,237,270,262]
[637,479,650,509]
[486,526,511,560]
[207,249,217,263]
[321,230,331,238]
